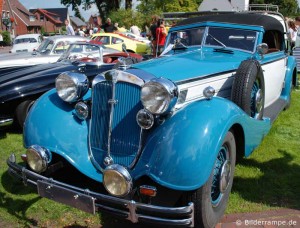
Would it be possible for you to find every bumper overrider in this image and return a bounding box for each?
[7,154,194,227]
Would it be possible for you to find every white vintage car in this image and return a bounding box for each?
[10,33,43,53]
[0,35,89,69]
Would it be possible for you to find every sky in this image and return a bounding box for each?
[19,0,99,21]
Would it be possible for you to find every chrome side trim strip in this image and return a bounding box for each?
[0,118,13,127]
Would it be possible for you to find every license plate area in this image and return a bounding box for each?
[37,180,96,214]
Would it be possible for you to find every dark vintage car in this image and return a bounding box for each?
[7,12,297,228]
[0,42,142,129]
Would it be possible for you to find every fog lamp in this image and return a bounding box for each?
[103,164,132,197]
[136,109,154,129]
[26,145,52,173]
[75,101,89,120]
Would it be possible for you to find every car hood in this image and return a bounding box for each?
[133,49,251,82]
[0,62,75,102]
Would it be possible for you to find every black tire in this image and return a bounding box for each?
[231,60,265,119]
[15,100,35,128]
[181,131,236,228]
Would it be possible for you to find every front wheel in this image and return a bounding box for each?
[181,131,236,228]
[15,100,35,129]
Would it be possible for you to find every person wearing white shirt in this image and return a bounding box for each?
[65,19,75,35]
[130,25,141,36]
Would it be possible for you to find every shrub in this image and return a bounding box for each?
[2,31,11,46]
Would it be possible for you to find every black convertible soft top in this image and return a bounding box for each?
[176,13,284,33]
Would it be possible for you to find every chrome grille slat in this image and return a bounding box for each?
[90,81,143,167]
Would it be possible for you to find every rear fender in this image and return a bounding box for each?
[133,97,271,191]
[281,56,297,99]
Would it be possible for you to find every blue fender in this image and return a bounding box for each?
[132,97,271,191]
[24,90,271,191]
[24,89,102,182]
[281,56,297,100]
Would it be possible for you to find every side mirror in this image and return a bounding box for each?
[257,43,268,55]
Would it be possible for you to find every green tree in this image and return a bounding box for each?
[108,9,145,31]
[61,0,132,21]
[74,5,85,22]
[249,0,298,16]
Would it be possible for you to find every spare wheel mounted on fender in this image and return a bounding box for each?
[231,59,265,120]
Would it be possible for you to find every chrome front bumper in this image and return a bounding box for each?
[0,118,13,128]
[7,154,194,227]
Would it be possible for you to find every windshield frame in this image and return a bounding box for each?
[58,43,103,63]
[165,24,259,54]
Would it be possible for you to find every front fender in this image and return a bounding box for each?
[132,97,270,191]
[23,89,101,182]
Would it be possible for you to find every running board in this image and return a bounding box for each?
[263,98,287,123]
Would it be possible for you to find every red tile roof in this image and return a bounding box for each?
[34,8,63,24]
[3,0,42,26]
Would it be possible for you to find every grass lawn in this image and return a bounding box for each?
[0,91,299,227]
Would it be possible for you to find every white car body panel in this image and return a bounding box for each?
[0,35,90,69]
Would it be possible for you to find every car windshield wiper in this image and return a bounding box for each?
[207,34,227,49]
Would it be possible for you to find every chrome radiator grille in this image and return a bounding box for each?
[90,81,143,167]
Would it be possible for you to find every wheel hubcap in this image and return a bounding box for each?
[219,160,231,193]
[255,89,263,114]
[251,80,263,118]
[211,146,230,207]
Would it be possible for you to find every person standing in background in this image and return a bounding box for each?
[156,18,167,56]
[148,15,159,57]
[65,19,75,35]
[102,18,117,33]
[288,20,297,52]
[130,24,141,36]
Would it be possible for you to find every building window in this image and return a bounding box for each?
[40,15,44,21]
[29,16,35,22]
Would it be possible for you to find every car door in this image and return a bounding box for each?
[260,30,287,108]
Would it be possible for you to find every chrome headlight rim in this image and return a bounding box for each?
[26,145,52,173]
[103,164,132,197]
[55,72,89,103]
[141,78,178,115]
[136,109,154,129]
[74,101,90,120]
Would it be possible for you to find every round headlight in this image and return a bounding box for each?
[56,72,89,103]
[103,164,132,197]
[141,78,178,115]
[26,145,52,173]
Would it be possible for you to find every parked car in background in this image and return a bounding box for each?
[7,10,297,228]
[121,32,151,45]
[10,34,43,53]
[91,32,150,54]
[0,42,142,129]
[0,35,89,70]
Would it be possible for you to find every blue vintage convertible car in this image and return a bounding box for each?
[7,12,297,227]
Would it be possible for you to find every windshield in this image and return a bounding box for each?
[205,27,257,52]
[165,26,257,53]
[36,39,54,54]
[167,28,205,47]
[14,38,37,44]
[59,43,102,62]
